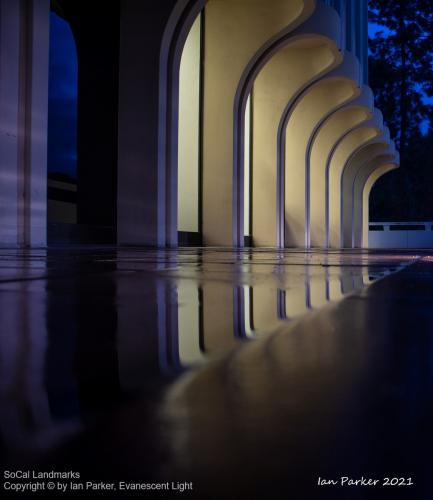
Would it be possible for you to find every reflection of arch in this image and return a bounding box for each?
[362,164,398,248]
[308,265,328,308]
[178,282,207,367]
[0,272,78,451]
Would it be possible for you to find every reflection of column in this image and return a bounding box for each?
[352,273,365,291]
[361,267,375,287]
[340,269,355,295]
[0,253,77,452]
[45,256,80,419]
[178,281,206,367]
[116,254,164,389]
[251,286,281,334]
[243,286,255,338]
[309,266,328,309]
[0,0,50,247]
[73,265,120,408]
[327,274,345,301]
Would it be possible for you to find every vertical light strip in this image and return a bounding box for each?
[244,94,251,237]
[178,13,201,234]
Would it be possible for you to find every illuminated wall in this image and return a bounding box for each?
[178,14,202,234]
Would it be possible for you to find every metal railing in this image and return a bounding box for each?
[369,221,433,248]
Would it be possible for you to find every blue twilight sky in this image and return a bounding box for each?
[47,12,78,178]
[368,21,431,134]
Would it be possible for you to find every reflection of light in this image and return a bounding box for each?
[243,285,255,338]
[155,250,420,372]
[251,285,281,334]
[309,267,328,309]
[284,274,310,319]
[328,277,344,301]
[178,281,206,367]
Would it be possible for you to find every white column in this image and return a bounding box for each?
[0,0,50,247]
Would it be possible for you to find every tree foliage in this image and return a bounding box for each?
[368,0,433,220]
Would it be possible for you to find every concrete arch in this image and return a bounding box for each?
[281,51,361,248]
[194,0,318,247]
[309,85,374,247]
[341,137,393,247]
[352,153,398,247]
[118,0,204,246]
[251,3,343,247]
[362,163,399,248]
[327,108,384,247]
[119,0,315,247]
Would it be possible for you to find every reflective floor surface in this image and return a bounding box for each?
[0,247,432,499]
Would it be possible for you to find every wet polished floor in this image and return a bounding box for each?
[0,247,432,499]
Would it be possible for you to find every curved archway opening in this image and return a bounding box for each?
[47,11,78,233]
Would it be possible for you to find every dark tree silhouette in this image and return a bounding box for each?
[368,0,433,221]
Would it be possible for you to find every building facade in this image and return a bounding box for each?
[0,0,398,249]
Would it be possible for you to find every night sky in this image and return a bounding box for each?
[47,12,77,179]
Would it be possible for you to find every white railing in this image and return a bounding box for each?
[369,221,433,248]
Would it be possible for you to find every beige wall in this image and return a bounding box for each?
[178,14,202,233]
[202,0,314,246]
[252,39,339,247]
[285,77,359,247]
